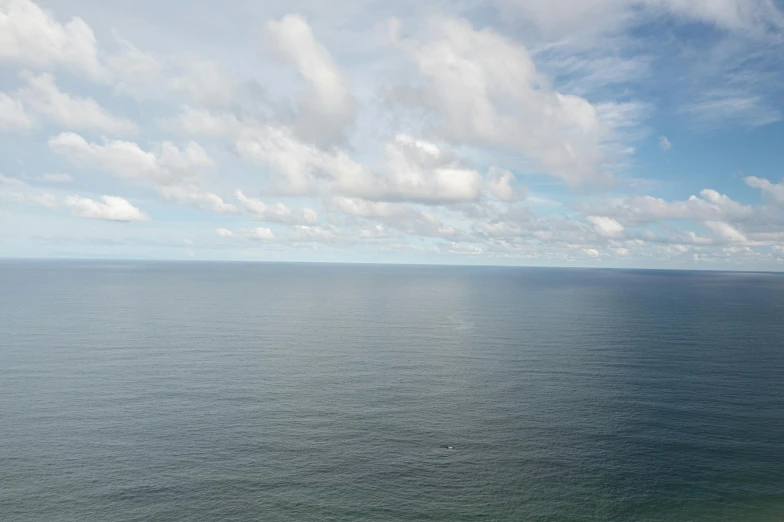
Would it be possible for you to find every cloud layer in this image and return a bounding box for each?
[2,0,784,269]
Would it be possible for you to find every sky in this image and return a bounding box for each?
[1,0,784,269]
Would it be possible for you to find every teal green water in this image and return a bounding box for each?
[1,261,783,520]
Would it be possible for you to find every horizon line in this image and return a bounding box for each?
[1,257,783,275]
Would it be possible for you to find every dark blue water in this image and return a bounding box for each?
[1,261,783,521]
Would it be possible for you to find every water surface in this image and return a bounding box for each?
[1,262,783,520]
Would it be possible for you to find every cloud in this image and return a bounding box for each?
[107,35,164,98]
[1,173,23,186]
[48,131,237,213]
[293,224,345,243]
[24,172,73,183]
[3,1,784,268]
[240,227,276,240]
[1,0,163,100]
[235,125,370,196]
[332,197,413,219]
[580,189,754,225]
[48,132,213,187]
[443,242,483,255]
[165,106,245,137]
[745,176,784,205]
[42,172,72,183]
[331,196,460,238]
[587,216,625,238]
[235,190,318,225]
[500,1,783,134]
[704,220,747,243]
[682,92,782,129]
[382,134,486,203]
[18,71,138,134]
[157,186,237,214]
[0,92,35,131]
[168,57,235,108]
[497,0,784,40]
[264,14,356,145]
[0,174,58,207]
[235,126,486,203]
[392,16,611,186]
[1,174,148,222]
[65,194,149,221]
[486,166,523,202]
[652,0,784,33]
[496,0,632,41]
[572,184,784,252]
[0,0,106,80]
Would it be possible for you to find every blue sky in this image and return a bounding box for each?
[2,0,784,269]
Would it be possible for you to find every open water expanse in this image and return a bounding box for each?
[1,261,783,520]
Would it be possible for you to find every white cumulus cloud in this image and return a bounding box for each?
[18,71,137,134]
[64,195,149,221]
[241,227,276,240]
[236,127,485,203]
[48,131,213,188]
[48,131,238,214]
[264,14,356,145]
[0,0,106,80]
[0,92,35,131]
[393,16,610,186]
[235,189,318,225]
[587,216,625,238]
[745,176,784,205]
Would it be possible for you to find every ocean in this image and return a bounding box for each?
[1,261,783,521]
